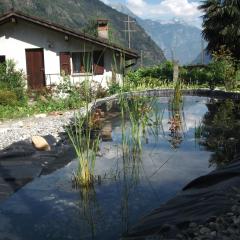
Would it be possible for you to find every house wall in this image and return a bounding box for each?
[0,19,123,88]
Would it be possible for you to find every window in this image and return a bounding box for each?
[72,52,92,74]
[93,51,104,75]
[60,52,71,75]
[0,55,6,64]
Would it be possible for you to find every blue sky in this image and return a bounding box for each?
[101,0,202,27]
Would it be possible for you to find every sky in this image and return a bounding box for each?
[101,0,203,28]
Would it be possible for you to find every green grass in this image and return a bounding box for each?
[0,98,84,121]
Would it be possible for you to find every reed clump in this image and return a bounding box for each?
[68,113,100,188]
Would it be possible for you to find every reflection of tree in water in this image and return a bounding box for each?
[167,85,185,149]
[168,113,183,149]
[201,99,240,167]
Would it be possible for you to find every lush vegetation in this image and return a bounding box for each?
[109,50,240,93]
[0,61,107,120]
[199,0,240,60]
[2,52,240,120]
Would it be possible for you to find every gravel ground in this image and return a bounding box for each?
[0,111,77,150]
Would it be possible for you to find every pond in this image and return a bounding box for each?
[0,95,239,240]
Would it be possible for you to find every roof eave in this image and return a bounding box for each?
[0,11,139,59]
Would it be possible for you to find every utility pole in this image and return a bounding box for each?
[201,38,205,65]
[140,50,143,67]
[122,16,136,49]
[171,48,175,62]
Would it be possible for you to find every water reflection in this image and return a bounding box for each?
[200,99,240,167]
[78,187,102,240]
[0,96,236,240]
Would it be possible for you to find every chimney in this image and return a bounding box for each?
[97,19,109,40]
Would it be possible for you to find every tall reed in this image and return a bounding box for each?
[67,112,100,187]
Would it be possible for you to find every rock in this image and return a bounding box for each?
[0,128,9,134]
[96,152,103,157]
[48,111,63,116]
[34,113,47,118]
[101,122,112,141]
[209,222,217,229]
[95,108,105,118]
[231,205,238,212]
[32,136,51,151]
[199,227,210,235]
[210,231,217,237]
[233,216,240,224]
[19,121,24,128]
[189,222,197,228]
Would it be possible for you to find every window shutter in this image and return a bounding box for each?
[93,51,104,75]
[60,52,71,75]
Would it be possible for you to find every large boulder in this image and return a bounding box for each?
[32,136,51,151]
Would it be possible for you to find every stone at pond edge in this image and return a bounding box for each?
[34,113,47,118]
[48,111,63,116]
[101,123,112,141]
[32,136,51,151]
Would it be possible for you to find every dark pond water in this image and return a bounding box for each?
[0,96,239,240]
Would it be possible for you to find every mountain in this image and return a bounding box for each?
[111,4,205,65]
[192,51,211,65]
[0,0,166,66]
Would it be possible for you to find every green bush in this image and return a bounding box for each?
[210,49,237,90]
[126,61,174,88]
[180,66,211,87]
[0,60,26,100]
[108,82,121,94]
[0,90,18,106]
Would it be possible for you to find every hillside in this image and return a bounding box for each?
[0,0,166,66]
[192,51,211,65]
[111,3,205,65]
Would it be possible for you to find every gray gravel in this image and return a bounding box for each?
[0,111,77,150]
[175,197,240,240]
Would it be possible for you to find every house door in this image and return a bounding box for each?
[25,49,45,89]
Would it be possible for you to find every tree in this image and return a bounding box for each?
[199,0,240,59]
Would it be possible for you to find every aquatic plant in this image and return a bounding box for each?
[119,94,154,153]
[68,113,100,187]
[67,60,100,187]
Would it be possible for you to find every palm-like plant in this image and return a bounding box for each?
[199,0,240,59]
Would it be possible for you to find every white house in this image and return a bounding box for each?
[0,11,138,89]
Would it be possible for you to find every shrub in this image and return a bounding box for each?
[210,48,238,90]
[108,82,121,94]
[0,90,18,106]
[126,61,174,88]
[180,66,211,87]
[0,60,26,100]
